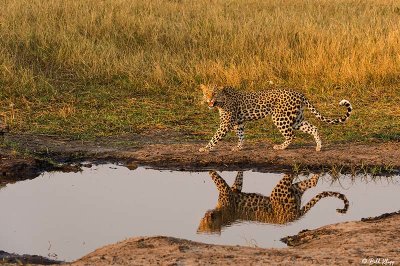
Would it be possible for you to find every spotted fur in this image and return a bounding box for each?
[197,171,349,234]
[199,84,352,151]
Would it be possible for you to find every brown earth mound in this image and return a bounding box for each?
[71,211,400,265]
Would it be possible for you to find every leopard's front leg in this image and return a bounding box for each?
[199,110,235,152]
[232,123,244,151]
[231,171,244,192]
[199,119,233,152]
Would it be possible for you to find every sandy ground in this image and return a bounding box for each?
[70,211,400,266]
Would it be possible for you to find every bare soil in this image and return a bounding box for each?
[71,211,400,266]
[1,133,399,177]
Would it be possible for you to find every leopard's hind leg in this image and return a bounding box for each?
[270,174,297,212]
[293,174,320,195]
[270,174,296,203]
[295,121,322,151]
[272,113,295,150]
[290,106,321,151]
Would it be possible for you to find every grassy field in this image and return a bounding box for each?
[0,0,399,143]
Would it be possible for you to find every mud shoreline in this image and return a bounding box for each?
[1,133,399,181]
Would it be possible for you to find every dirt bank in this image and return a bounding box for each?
[0,250,62,265]
[71,211,400,266]
[1,133,399,178]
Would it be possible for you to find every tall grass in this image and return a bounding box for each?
[0,0,399,140]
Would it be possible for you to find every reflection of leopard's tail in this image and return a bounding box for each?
[300,191,349,215]
[303,97,352,125]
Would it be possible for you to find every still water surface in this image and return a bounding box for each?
[0,164,399,261]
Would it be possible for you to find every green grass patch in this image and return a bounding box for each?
[0,0,399,142]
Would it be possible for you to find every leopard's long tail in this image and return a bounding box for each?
[300,191,349,216]
[303,97,352,124]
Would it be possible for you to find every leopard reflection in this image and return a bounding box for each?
[197,171,348,234]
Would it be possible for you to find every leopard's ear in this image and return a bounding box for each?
[200,84,209,93]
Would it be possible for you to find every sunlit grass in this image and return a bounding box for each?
[0,0,399,141]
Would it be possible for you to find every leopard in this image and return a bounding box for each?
[199,84,353,152]
[197,170,349,234]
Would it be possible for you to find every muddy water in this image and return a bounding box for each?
[0,164,399,262]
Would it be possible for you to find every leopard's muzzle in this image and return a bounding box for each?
[208,99,216,109]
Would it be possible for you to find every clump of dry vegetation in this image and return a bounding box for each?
[0,0,399,141]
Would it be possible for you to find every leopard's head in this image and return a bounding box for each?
[197,209,223,235]
[200,84,226,109]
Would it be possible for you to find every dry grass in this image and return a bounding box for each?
[0,0,399,141]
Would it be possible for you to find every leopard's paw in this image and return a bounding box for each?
[273,145,284,150]
[231,146,243,151]
[199,147,210,152]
